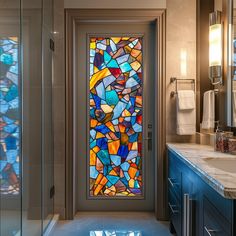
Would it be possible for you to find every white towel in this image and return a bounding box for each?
[201,90,215,129]
[233,91,236,127]
[177,90,195,110]
[176,90,196,135]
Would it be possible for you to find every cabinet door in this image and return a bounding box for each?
[203,197,231,236]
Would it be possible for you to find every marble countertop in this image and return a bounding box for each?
[167,143,236,199]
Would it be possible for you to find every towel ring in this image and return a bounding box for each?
[170,77,195,97]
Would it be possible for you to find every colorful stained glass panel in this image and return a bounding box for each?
[89,37,143,197]
[0,37,20,195]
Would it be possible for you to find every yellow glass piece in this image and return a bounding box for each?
[109,170,118,176]
[94,66,99,74]
[95,173,103,185]
[131,142,138,150]
[90,68,111,89]
[96,132,105,139]
[122,109,131,117]
[108,140,120,154]
[90,150,96,165]
[130,61,141,71]
[90,42,96,49]
[105,121,115,132]
[101,104,113,113]
[112,37,121,44]
[129,179,135,188]
[9,37,18,42]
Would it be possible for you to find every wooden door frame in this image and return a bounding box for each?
[65,9,167,220]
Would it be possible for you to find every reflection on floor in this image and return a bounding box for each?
[90,231,141,236]
[51,212,172,236]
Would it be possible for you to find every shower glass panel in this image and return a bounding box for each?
[0,0,54,235]
[0,1,21,235]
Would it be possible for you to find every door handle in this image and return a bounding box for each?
[144,131,152,151]
[204,226,219,236]
[183,194,193,236]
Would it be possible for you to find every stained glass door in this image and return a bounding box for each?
[75,22,155,210]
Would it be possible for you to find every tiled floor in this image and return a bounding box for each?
[51,212,172,236]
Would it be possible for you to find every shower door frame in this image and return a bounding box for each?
[65,9,167,220]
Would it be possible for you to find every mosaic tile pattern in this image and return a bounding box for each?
[89,37,143,197]
[90,231,142,236]
[0,37,20,195]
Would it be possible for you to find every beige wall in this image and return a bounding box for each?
[54,0,197,218]
[166,0,197,143]
[64,0,166,9]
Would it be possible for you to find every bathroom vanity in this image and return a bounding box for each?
[167,143,236,236]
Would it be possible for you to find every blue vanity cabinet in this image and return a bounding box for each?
[168,148,236,236]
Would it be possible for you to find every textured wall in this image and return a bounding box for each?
[166,0,197,143]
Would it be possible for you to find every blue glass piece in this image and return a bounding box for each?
[106,181,113,188]
[118,145,129,157]
[13,162,19,175]
[110,155,121,166]
[126,150,138,161]
[112,101,127,119]
[97,43,106,50]
[97,150,110,165]
[96,82,106,100]
[133,123,142,133]
[110,39,117,52]
[3,124,17,133]
[120,177,128,187]
[7,72,18,85]
[5,85,18,102]
[90,129,96,139]
[106,90,119,106]
[90,64,93,75]
[0,161,7,172]
[92,94,101,109]
[90,49,95,57]
[116,54,129,65]
[131,116,136,125]
[129,133,138,142]
[103,75,116,87]
[0,53,13,65]
[104,51,111,64]
[124,171,130,181]
[90,140,96,149]
[90,166,99,179]
[90,108,95,119]
[107,175,119,185]
[134,180,140,188]
[95,124,110,134]
[96,138,108,150]
[112,119,119,125]
[126,77,139,88]
[3,116,14,124]
[94,53,104,68]
[6,150,18,164]
[103,165,108,176]
[12,49,18,61]
[107,59,119,68]
[0,100,9,113]
[119,62,132,73]
[9,64,18,74]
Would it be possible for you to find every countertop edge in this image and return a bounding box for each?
[166,143,235,199]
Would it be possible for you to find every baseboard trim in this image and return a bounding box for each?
[43,214,59,236]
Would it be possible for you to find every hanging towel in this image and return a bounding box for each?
[177,90,196,110]
[176,90,196,135]
[201,90,215,129]
[233,91,236,127]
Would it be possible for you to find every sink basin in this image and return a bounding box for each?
[203,158,236,173]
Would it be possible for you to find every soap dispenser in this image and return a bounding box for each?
[214,121,223,152]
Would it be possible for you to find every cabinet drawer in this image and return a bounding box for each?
[168,151,181,200]
[203,197,231,236]
[169,188,181,236]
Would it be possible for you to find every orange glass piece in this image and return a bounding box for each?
[128,167,138,179]
[130,61,141,71]
[108,140,120,154]
[90,150,96,165]
[131,49,141,58]
[90,119,98,128]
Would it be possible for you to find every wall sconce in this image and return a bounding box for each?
[209,11,223,85]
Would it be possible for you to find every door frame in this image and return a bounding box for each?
[65,9,167,220]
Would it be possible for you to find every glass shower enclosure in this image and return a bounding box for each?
[0,0,54,235]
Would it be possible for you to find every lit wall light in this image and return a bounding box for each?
[209,11,222,85]
[180,49,187,78]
